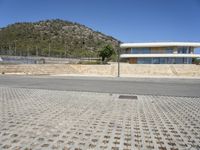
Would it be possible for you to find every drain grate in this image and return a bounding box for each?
[119,95,138,100]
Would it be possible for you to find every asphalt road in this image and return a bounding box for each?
[0,75,200,97]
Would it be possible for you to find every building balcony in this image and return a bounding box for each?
[120,53,200,58]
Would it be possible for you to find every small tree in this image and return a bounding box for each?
[193,58,200,65]
[99,45,114,63]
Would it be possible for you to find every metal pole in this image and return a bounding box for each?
[14,40,17,56]
[64,43,66,58]
[117,48,120,77]
[36,46,38,57]
[27,46,29,57]
[8,42,11,56]
[48,43,51,57]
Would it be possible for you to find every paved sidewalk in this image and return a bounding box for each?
[0,87,200,150]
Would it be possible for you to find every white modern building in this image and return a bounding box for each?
[120,42,200,64]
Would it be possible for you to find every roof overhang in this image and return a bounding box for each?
[120,54,200,58]
[120,42,200,48]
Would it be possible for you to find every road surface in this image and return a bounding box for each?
[0,75,200,97]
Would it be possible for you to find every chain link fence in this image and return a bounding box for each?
[0,49,101,64]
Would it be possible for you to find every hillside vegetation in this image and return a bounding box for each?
[0,19,120,58]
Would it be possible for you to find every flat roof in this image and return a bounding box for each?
[120,42,200,48]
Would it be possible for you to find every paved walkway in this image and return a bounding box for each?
[0,87,200,150]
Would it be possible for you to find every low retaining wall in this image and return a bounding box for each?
[120,64,200,77]
[0,64,200,77]
[0,64,116,76]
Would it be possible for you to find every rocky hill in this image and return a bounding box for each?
[0,19,120,57]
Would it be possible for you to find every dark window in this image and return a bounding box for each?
[131,48,150,54]
[137,58,151,64]
[175,58,183,64]
[160,58,167,64]
[165,48,173,53]
[178,47,188,53]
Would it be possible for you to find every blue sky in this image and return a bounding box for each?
[0,0,200,53]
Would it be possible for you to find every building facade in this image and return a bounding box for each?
[120,42,200,64]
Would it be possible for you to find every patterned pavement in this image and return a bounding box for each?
[0,87,200,150]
